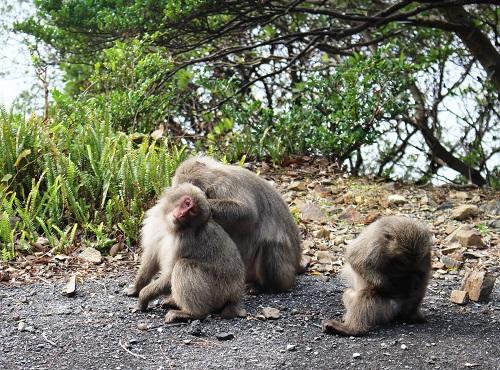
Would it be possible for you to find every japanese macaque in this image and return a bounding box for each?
[322,216,432,336]
[127,183,245,322]
[172,156,301,293]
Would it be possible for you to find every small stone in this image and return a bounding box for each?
[451,205,479,221]
[388,194,407,205]
[313,184,331,197]
[295,201,327,222]
[313,228,330,239]
[315,251,332,264]
[450,290,469,305]
[441,244,462,255]
[62,275,77,297]
[262,307,281,320]
[400,344,408,350]
[352,352,361,358]
[286,344,297,352]
[288,181,307,191]
[440,256,463,269]
[78,247,102,264]
[137,323,149,331]
[334,235,346,246]
[183,339,192,345]
[338,205,361,223]
[450,191,469,201]
[129,338,138,345]
[11,313,20,321]
[17,321,26,332]
[0,271,10,282]
[461,271,497,302]
[215,332,234,341]
[187,320,203,336]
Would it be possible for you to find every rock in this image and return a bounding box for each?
[450,290,469,305]
[481,199,500,215]
[109,242,123,257]
[450,191,469,201]
[400,344,408,350]
[451,205,479,221]
[437,202,454,211]
[17,321,26,332]
[215,332,234,341]
[262,307,281,320]
[187,320,204,336]
[441,244,462,255]
[313,184,331,197]
[338,205,361,224]
[387,194,407,205]
[364,211,381,225]
[286,344,297,352]
[0,270,10,282]
[455,227,485,249]
[315,251,332,264]
[137,323,149,331]
[78,247,102,264]
[461,271,497,302]
[334,235,346,246]
[288,181,307,191]
[295,201,327,222]
[313,228,330,239]
[62,275,77,297]
[487,219,500,230]
[352,352,361,358]
[440,256,463,269]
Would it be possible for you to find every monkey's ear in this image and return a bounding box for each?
[383,232,394,241]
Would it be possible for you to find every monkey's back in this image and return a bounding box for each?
[172,220,245,316]
[346,216,432,298]
[174,156,301,266]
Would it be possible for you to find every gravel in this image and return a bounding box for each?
[1,274,499,369]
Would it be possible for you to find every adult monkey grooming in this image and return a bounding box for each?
[172,156,301,293]
[322,216,432,336]
[127,183,245,322]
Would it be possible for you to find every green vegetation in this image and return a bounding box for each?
[0,109,185,260]
[0,1,498,260]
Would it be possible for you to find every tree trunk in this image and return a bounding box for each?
[440,5,500,91]
[409,84,487,186]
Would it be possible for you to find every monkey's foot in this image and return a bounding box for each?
[164,309,201,323]
[125,285,140,297]
[321,319,363,336]
[220,303,247,319]
[160,295,179,309]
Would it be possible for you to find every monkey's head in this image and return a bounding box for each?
[160,183,211,231]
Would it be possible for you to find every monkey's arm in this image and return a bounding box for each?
[137,271,172,311]
[208,199,257,224]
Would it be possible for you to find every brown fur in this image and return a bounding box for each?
[127,183,245,322]
[322,216,432,336]
[172,156,301,293]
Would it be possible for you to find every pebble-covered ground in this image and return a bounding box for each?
[1,159,499,369]
[1,274,499,370]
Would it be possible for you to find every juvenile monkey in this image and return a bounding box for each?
[172,156,301,293]
[322,216,432,336]
[127,183,245,322]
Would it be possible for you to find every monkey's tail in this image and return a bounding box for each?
[220,302,246,319]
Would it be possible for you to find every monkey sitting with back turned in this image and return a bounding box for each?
[322,216,432,336]
[127,183,245,323]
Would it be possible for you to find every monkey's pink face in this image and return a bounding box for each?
[173,196,199,225]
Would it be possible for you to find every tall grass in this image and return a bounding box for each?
[0,109,185,261]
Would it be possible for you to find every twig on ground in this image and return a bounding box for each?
[119,340,147,359]
[41,332,57,347]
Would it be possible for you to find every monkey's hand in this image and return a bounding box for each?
[208,199,257,224]
[125,285,140,297]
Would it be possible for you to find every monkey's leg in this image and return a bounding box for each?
[137,272,171,312]
[164,309,204,323]
[126,250,159,297]
[160,295,179,309]
[255,242,297,293]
